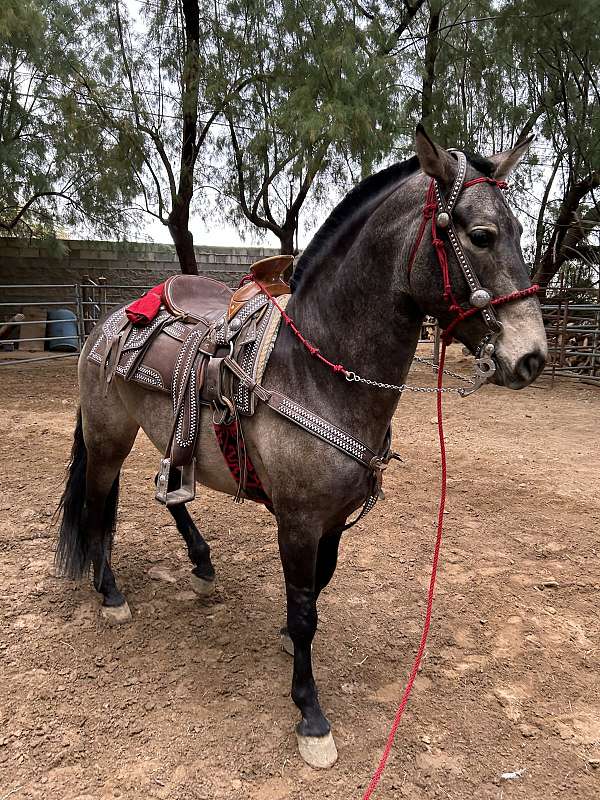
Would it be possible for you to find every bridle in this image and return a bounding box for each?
[407,150,539,394]
[251,150,539,397]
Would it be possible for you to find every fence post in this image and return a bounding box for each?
[74,283,86,351]
[433,324,441,366]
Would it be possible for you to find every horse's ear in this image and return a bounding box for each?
[415,123,454,184]
[489,134,535,180]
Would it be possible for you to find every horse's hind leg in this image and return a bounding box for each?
[85,432,137,622]
[165,470,216,596]
[57,367,138,624]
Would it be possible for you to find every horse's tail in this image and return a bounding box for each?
[55,408,120,580]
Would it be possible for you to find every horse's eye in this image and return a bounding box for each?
[469,229,493,248]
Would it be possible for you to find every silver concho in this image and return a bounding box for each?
[228,316,242,332]
[436,211,451,229]
[470,288,492,308]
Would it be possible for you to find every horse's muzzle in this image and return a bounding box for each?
[493,348,546,389]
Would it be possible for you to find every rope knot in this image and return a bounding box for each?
[423,201,437,219]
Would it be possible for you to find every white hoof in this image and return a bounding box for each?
[190,574,216,597]
[297,730,338,769]
[100,602,132,625]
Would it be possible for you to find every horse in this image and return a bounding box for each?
[56,127,547,769]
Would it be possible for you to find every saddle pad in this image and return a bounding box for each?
[234,294,290,415]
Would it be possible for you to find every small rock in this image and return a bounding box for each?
[518,723,538,738]
[544,606,557,615]
[148,565,177,583]
[129,722,144,736]
[175,590,197,601]
[535,578,559,590]
[587,758,600,769]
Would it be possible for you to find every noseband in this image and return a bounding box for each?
[408,151,539,394]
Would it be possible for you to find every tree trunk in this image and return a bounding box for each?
[421,1,441,129]
[168,207,198,275]
[170,0,201,275]
[533,172,600,289]
[279,227,296,255]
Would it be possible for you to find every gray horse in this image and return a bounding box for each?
[56,128,547,768]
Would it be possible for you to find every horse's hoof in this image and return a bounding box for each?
[100,601,132,625]
[296,731,338,769]
[281,630,294,656]
[190,574,216,596]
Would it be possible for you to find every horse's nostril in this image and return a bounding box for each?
[515,350,545,383]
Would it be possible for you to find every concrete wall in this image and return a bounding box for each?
[0,238,279,315]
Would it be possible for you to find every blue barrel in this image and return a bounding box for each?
[46,308,79,352]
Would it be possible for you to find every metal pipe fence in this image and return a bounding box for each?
[0,279,150,367]
[5,280,599,383]
[541,284,600,384]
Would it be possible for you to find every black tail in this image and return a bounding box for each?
[55,408,120,580]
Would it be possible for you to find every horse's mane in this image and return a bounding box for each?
[291,156,420,292]
[291,151,495,292]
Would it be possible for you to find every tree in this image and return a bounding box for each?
[386,0,600,291]
[204,0,402,253]
[74,0,269,274]
[0,0,139,240]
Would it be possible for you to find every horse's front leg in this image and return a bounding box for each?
[278,514,339,769]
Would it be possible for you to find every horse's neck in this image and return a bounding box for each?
[270,233,423,448]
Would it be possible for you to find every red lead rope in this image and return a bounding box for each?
[361,341,448,800]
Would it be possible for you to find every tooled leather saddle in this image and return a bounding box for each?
[89,254,396,523]
[89,255,293,505]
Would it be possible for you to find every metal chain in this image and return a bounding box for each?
[345,353,476,394]
[413,355,475,384]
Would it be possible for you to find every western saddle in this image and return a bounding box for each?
[89,253,394,521]
[89,255,292,505]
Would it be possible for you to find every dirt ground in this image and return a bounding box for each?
[1,347,599,800]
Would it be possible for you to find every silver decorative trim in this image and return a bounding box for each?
[225,294,268,342]
[278,398,366,460]
[132,364,164,389]
[235,302,275,413]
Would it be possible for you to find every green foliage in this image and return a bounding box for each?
[205,0,401,248]
[0,0,140,239]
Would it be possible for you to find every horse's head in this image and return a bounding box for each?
[408,127,547,389]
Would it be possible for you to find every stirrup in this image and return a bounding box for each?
[155,458,196,506]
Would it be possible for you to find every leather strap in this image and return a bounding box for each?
[433,152,500,332]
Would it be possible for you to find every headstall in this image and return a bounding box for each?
[408,150,539,394]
